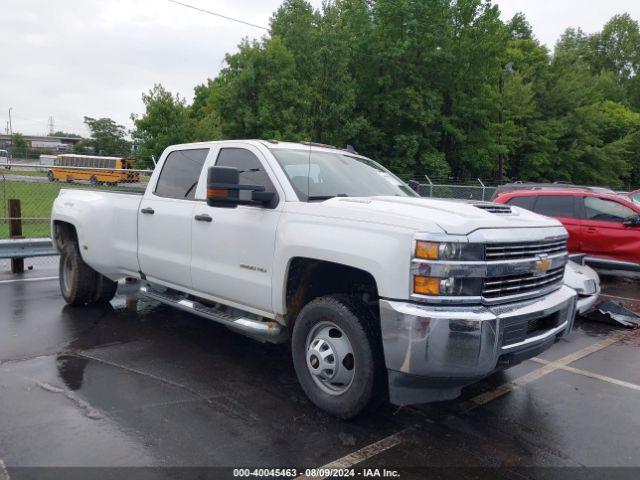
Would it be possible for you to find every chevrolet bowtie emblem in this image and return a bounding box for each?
[534,254,551,273]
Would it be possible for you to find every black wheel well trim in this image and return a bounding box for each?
[284,256,380,326]
[53,220,79,252]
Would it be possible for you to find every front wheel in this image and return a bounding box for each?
[291,295,386,419]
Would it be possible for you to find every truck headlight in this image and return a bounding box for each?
[415,241,484,261]
[414,276,483,296]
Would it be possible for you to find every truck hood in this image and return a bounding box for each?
[295,196,563,235]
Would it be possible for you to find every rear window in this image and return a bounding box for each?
[155,149,209,199]
[506,195,535,211]
[534,195,576,218]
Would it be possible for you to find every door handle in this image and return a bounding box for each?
[586,227,597,233]
[194,214,212,222]
[140,207,155,215]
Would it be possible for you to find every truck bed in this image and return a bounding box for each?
[53,188,143,278]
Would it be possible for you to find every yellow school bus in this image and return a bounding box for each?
[48,154,139,186]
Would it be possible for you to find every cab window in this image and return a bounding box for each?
[155,149,209,199]
[534,195,577,218]
[584,197,635,223]
[215,148,278,207]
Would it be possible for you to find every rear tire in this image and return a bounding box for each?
[291,295,386,419]
[59,243,97,306]
[93,274,118,304]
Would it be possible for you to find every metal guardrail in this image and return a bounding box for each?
[0,238,57,259]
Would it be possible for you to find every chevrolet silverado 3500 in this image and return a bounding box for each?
[51,140,577,418]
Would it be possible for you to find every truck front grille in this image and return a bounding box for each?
[483,266,565,299]
[485,239,567,261]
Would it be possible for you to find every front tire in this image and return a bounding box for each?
[59,243,97,306]
[291,295,385,419]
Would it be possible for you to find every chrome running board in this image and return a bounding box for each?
[139,284,286,343]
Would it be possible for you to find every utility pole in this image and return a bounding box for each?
[8,107,13,147]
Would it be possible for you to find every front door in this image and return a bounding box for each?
[191,145,282,313]
[138,148,210,289]
[579,196,640,264]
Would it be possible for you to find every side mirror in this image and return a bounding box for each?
[623,214,640,227]
[206,166,274,208]
[407,180,420,193]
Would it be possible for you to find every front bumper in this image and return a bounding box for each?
[380,285,577,405]
[577,289,600,314]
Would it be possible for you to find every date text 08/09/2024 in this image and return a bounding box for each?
[232,468,400,477]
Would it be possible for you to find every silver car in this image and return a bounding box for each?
[564,257,601,314]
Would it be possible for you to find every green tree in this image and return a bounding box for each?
[11,132,27,150]
[131,84,195,167]
[83,117,130,156]
[132,3,640,188]
[49,131,81,138]
[207,36,309,140]
[555,100,640,187]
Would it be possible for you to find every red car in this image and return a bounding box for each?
[493,189,640,272]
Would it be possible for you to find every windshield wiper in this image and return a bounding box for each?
[307,194,349,201]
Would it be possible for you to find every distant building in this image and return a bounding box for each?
[0,133,84,151]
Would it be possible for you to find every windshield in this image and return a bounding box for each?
[271,149,417,200]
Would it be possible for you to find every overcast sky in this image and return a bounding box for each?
[2,0,639,137]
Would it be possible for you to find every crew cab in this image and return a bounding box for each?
[494,189,640,272]
[51,140,577,418]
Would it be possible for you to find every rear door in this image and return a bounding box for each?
[579,196,640,264]
[191,144,283,314]
[138,147,210,289]
[531,194,583,252]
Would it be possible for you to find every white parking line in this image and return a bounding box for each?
[295,429,407,480]
[464,331,629,411]
[600,293,640,303]
[531,357,640,391]
[299,331,631,478]
[0,276,58,285]
[0,458,10,480]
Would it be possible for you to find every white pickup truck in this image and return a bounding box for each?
[51,140,577,418]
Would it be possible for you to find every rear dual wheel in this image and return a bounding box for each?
[59,242,118,306]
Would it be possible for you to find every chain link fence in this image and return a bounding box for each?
[1,163,151,272]
[414,182,497,201]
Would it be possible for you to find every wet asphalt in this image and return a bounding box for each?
[0,259,639,478]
